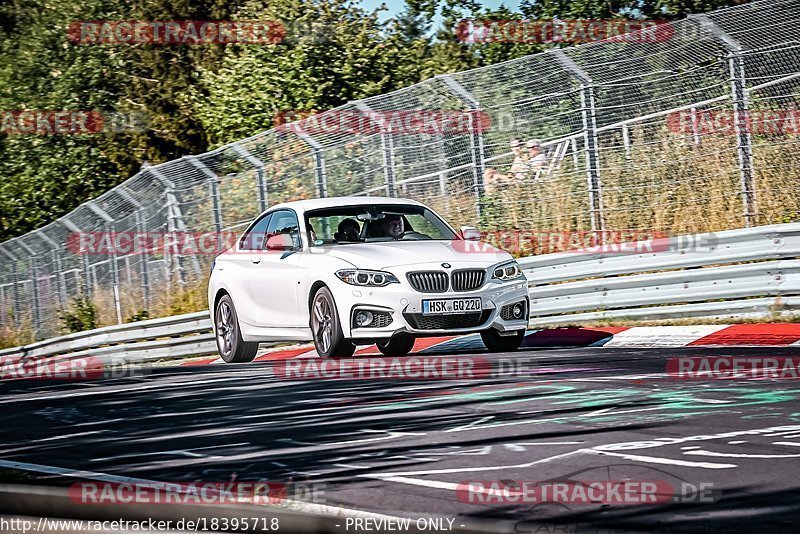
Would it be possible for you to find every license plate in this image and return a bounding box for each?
[422,298,482,315]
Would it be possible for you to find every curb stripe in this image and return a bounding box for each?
[689,323,800,346]
[181,324,800,367]
[603,325,729,347]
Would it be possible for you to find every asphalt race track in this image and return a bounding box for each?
[2,343,800,533]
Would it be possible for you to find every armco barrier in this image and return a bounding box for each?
[2,223,799,362]
[521,223,800,325]
[0,311,218,367]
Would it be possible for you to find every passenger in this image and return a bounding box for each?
[334,218,360,242]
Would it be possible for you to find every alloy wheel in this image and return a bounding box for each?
[216,301,234,357]
[312,293,333,353]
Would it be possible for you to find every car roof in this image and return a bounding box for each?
[267,196,425,215]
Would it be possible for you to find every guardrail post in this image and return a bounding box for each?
[231,144,268,212]
[437,74,486,216]
[354,101,396,197]
[552,49,605,233]
[691,14,756,227]
[295,132,328,198]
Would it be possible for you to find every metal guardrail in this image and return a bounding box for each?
[0,311,217,366]
[2,223,798,362]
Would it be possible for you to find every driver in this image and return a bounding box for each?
[383,214,404,238]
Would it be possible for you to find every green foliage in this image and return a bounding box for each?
[519,0,741,19]
[59,297,98,333]
[126,309,150,323]
[0,0,744,241]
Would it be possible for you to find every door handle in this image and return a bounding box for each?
[251,256,261,264]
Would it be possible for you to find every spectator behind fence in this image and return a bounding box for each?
[484,138,528,194]
[526,139,547,171]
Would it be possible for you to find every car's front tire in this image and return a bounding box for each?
[376,333,415,357]
[481,328,525,352]
[311,286,355,359]
[215,294,259,363]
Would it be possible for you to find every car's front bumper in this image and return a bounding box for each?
[336,278,530,340]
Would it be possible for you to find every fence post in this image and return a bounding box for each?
[438,171,447,197]
[690,107,702,146]
[12,238,38,336]
[354,101,396,197]
[437,74,486,216]
[148,167,202,282]
[231,144,268,212]
[60,218,92,300]
[116,187,149,312]
[691,14,756,226]
[295,132,328,198]
[729,47,756,226]
[87,202,122,324]
[146,168,183,285]
[36,233,66,311]
[621,124,631,160]
[0,246,20,329]
[186,157,225,255]
[133,209,150,311]
[552,49,604,232]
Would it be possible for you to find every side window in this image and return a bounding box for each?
[240,214,272,250]
[266,209,301,250]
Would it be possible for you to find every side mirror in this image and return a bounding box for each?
[266,234,295,251]
[460,226,482,241]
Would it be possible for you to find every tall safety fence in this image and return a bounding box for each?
[1,0,799,340]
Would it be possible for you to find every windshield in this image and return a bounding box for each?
[305,204,457,246]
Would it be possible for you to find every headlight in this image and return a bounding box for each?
[336,269,399,287]
[492,261,524,281]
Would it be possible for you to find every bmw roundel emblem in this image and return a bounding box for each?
[442,263,451,268]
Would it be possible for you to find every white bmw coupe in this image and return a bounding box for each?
[208,197,529,362]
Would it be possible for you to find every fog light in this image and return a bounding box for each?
[355,311,374,327]
[512,303,524,319]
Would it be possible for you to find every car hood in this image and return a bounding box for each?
[322,240,512,270]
